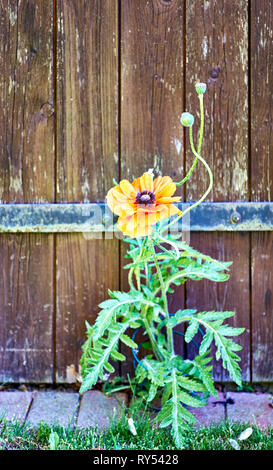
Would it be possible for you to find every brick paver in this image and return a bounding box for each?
[76,390,127,429]
[26,391,80,427]
[186,393,226,427]
[1,390,272,431]
[226,392,273,429]
[0,391,34,423]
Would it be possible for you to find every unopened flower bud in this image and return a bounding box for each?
[195,82,207,95]
[180,112,194,127]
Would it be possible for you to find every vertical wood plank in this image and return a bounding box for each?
[0,234,54,383]
[251,0,273,381]
[185,0,250,381]
[56,0,118,202]
[55,0,119,381]
[120,0,185,376]
[55,233,119,382]
[185,232,250,382]
[0,1,54,382]
[120,0,185,185]
[0,0,54,203]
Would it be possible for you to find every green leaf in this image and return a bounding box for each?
[185,319,199,343]
[199,330,214,355]
[178,390,204,408]
[141,358,165,387]
[120,334,138,349]
[177,376,206,393]
[193,353,218,397]
[110,350,126,362]
[49,431,60,450]
[167,309,197,329]
[80,322,130,393]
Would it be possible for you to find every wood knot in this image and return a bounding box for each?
[210,67,220,80]
[40,102,54,119]
[265,289,272,311]
[159,0,173,5]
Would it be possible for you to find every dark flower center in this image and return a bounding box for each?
[136,190,155,206]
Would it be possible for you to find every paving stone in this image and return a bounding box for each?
[226,392,273,429]
[76,390,127,429]
[186,393,226,427]
[26,391,80,427]
[0,391,34,423]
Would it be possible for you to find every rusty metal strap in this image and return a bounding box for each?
[0,202,272,233]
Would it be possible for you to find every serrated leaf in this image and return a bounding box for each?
[177,376,206,392]
[167,309,197,329]
[218,325,245,337]
[199,330,214,356]
[178,390,204,408]
[185,319,199,343]
[80,322,130,393]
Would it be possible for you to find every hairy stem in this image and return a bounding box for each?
[149,238,174,355]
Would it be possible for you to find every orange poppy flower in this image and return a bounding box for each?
[106,172,181,238]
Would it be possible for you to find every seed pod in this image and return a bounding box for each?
[195,82,207,95]
[180,112,194,127]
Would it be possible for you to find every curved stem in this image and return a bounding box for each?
[160,125,213,234]
[175,94,204,187]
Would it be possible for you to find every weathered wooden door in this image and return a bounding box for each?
[0,0,272,384]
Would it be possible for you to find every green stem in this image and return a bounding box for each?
[160,125,213,234]
[128,238,146,290]
[175,94,204,187]
[143,314,164,361]
[149,237,174,356]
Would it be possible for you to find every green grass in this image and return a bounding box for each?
[0,406,272,451]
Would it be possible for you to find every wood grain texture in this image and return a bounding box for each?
[55,234,119,382]
[0,0,54,203]
[0,234,54,383]
[185,0,248,201]
[56,0,118,202]
[186,232,250,381]
[55,0,119,381]
[120,0,185,188]
[251,1,273,381]
[120,0,185,377]
[185,0,250,380]
[0,1,54,382]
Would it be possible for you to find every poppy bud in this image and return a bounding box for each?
[180,112,194,127]
[195,82,207,95]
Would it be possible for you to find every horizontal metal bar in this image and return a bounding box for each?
[0,202,272,233]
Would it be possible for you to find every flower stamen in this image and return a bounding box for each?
[136,190,155,206]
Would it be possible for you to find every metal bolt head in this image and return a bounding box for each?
[230,211,241,224]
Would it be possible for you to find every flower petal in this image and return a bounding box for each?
[119,180,137,199]
[156,196,181,204]
[156,182,177,198]
[106,186,136,216]
[153,176,173,194]
[139,172,153,192]
[155,203,180,221]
